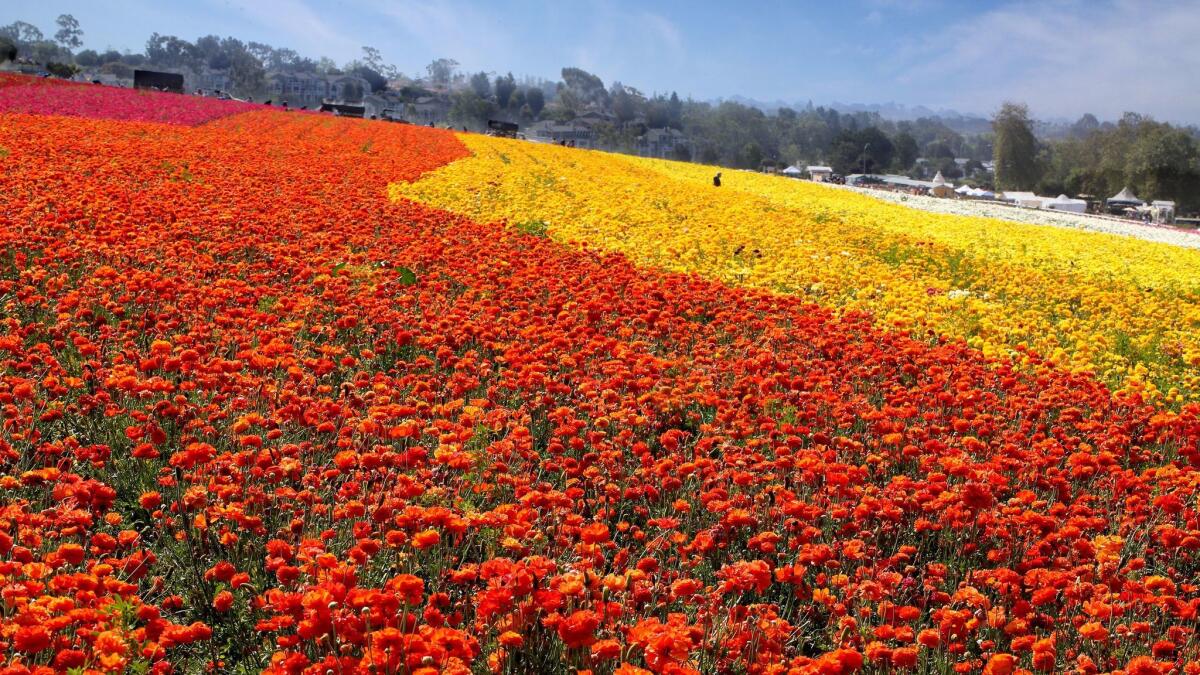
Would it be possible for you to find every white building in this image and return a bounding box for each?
[806,165,833,182]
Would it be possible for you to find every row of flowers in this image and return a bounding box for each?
[2,81,1200,673]
[392,135,1200,405]
[0,73,261,126]
[836,184,1200,251]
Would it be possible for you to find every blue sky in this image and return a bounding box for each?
[7,0,1200,123]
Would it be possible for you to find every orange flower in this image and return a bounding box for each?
[558,610,600,649]
[412,529,442,550]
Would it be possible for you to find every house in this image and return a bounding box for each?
[576,109,617,127]
[635,127,689,159]
[806,165,833,182]
[188,68,231,94]
[329,75,369,103]
[364,92,406,120]
[410,96,449,125]
[267,72,370,109]
[527,120,598,149]
[268,72,327,108]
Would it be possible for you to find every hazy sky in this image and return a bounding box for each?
[7,0,1199,123]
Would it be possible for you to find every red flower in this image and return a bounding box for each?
[558,610,601,649]
[13,625,51,653]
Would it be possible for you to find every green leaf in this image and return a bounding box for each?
[398,266,417,286]
[332,262,347,274]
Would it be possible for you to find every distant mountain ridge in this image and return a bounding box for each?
[714,95,994,134]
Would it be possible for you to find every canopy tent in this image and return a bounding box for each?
[1043,194,1087,213]
[955,184,973,194]
[1107,187,1144,205]
[931,171,948,186]
[1002,191,1044,208]
[781,165,804,176]
[968,187,995,198]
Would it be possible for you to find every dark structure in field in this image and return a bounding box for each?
[133,69,184,93]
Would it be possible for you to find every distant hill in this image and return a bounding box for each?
[716,95,993,135]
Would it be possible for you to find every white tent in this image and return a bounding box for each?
[1003,191,1044,208]
[782,165,804,177]
[1151,200,1176,224]
[931,171,948,186]
[955,184,973,194]
[968,187,995,198]
[1043,194,1087,213]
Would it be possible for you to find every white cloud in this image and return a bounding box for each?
[359,0,515,74]
[219,0,360,59]
[890,0,1200,122]
[567,3,687,89]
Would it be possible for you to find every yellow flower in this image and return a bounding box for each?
[393,134,1200,402]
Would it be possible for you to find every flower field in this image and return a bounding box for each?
[0,74,260,125]
[393,135,1200,406]
[3,75,1200,674]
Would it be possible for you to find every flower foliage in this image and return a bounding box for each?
[0,73,261,126]
[2,78,1200,674]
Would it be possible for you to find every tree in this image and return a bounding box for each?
[361,46,383,71]
[316,57,340,75]
[221,37,266,99]
[1,37,19,63]
[45,61,78,78]
[145,33,196,69]
[194,35,228,69]
[425,58,458,87]
[508,88,525,111]
[738,142,764,169]
[992,102,1041,190]
[561,67,608,106]
[525,87,545,117]
[611,84,639,124]
[935,157,963,180]
[494,72,516,108]
[893,131,918,170]
[448,90,495,130]
[646,97,670,128]
[246,41,274,65]
[54,14,82,51]
[667,92,683,129]
[74,49,99,66]
[828,127,893,174]
[469,71,491,99]
[100,61,132,79]
[352,65,388,93]
[0,21,44,44]
[1070,113,1100,139]
[1126,122,1199,205]
[925,140,955,159]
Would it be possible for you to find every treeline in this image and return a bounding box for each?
[450,64,993,178]
[1,17,397,98]
[995,103,1200,209]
